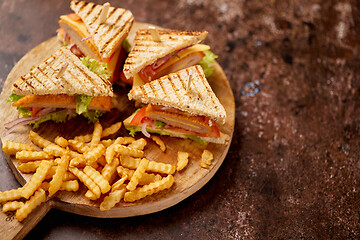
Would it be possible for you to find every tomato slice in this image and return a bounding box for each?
[67,13,82,21]
[130,105,148,125]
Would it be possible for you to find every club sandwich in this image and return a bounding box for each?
[123,65,228,144]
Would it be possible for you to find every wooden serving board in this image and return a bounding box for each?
[0,22,235,239]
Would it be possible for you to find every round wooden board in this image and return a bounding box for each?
[0,22,235,219]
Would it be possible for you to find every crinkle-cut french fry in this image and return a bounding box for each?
[90,121,102,148]
[124,175,174,202]
[200,149,213,169]
[119,155,141,169]
[49,151,70,197]
[177,151,189,171]
[73,133,92,143]
[102,157,120,181]
[16,188,46,222]
[127,158,149,191]
[101,139,113,148]
[55,136,68,148]
[17,161,42,173]
[85,190,98,200]
[70,156,86,168]
[114,136,135,145]
[0,188,23,202]
[29,130,52,148]
[100,185,126,211]
[147,160,176,175]
[83,144,106,164]
[21,161,52,199]
[43,144,80,159]
[117,165,135,178]
[60,180,79,192]
[2,141,35,155]
[111,176,128,191]
[2,201,24,212]
[105,144,116,164]
[45,166,57,180]
[68,139,90,153]
[69,167,101,199]
[128,138,147,151]
[97,155,107,166]
[151,136,165,152]
[16,151,52,163]
[63,172,77,181]
[83,166,111,194]
[114,144,144,158]
[102,122,122,138]
[139,173,162,186]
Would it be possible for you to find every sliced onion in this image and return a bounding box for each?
[4,116,34,129]
[3,116,42,136]
[81,36,92,42]
[35,108,56,118]
[141,121,151,138]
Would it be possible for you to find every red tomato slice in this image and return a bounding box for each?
[130,105,148,125]
[67,13,82,21]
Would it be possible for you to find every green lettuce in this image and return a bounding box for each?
[199,50,218,78]
[75,94,93,115]
[184,134,207,145]
[32,110,70,129]
[80,56,110,80]
[154,120,166,129]
[122,38,131,53]
[82,110,104,123]
[7,93,31,117]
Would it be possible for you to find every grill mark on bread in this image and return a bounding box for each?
[167,74,182,104]
[92,7,117,35]
[78,2,95,20]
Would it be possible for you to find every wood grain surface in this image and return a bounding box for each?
[0,22,234,239]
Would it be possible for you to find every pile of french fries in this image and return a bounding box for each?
[0,121,213,222]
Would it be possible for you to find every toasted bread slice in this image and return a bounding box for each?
[11,47,113,97]
[70,0,134,59]
[123,29,208,80]
[128,65,226,124]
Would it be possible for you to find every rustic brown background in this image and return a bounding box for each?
[1,0,360,239]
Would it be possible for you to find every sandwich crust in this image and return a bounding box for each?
[11,47,113,97]
[128,65,226,124]
[123,29,208,80]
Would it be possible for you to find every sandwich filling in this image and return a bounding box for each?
[126,104,220,141]
[122,44,218,86]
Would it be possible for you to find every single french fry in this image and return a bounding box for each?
[102,157,120,181]
[83,144,106,164]
[105,144,116,164]
[29,130,52,148]
[124,175,174,202]
[177,152,189,171]
[100,185,126,211]
[114,144,144,158]
[16,188,46,222]
[101,139,113,148]
[2,141,35,155]
[151,136,165,152]
[127,158,149,191]
[102,122,122,138]
[70,156,86,168]
[2,201,24,212]
[48,151,70,197]
[21,161,52,199]
[114,136,135,145]
[111,176,128,191]
[73,133,92,143]
[147,160,176,175]
[90,121,103,147]
[69,167,101,199]
[54,136,68,148]
[83,166,111,194]
[128,138,147,150]
[61,180,79,192]
[139,173,162,186]
[119,155,141,169]
[200,149,213,168]
[43,144,80,158]
[68,139,90,153]
[17,161,42,173]
[63,172,78,181]
[16,151,52,163]
[0,188,23,203]
[85,190,98,200]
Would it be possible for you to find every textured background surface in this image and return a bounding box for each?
[1,0,360,239]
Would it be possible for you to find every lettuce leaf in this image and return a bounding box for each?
[80,56,110,80]
[82,110,104,123]
[154,120,166,129]
[32,110,69,129]
[122,38,131,53]
[75,94,92,115]
[7,93,31,117]
[199,50,218,78]
[184,134,207,145]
